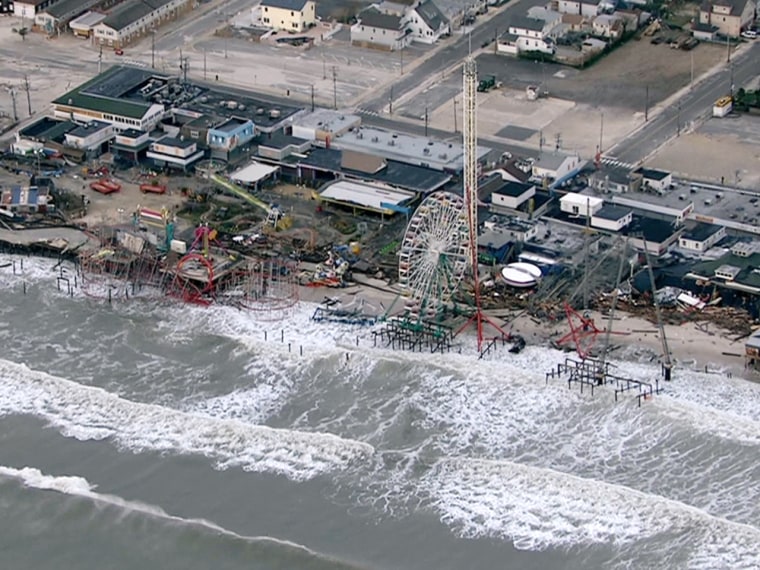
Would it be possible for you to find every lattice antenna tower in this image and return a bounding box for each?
[456,57,510,351]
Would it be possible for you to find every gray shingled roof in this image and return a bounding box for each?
[101,0,154,31]
[358,6,403,30]
[510,15,546,32]
[260,0,309,10]
[414,0,447,31]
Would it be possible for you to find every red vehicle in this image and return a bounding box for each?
[101,179,122,192]
[140,183,167,194]
[90,182,118,195]
[115,48,124,55]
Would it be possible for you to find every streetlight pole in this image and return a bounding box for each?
[453,97,457,132]
[677,101,681,136]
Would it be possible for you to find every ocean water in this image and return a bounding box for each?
[0,254,759,570]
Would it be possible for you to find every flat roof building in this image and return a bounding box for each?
[317,179,417,216]
[329,126,492,172]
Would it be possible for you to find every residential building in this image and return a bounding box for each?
[590,204,633,232]
[351,7,412,51]
[678,222,726,253]
[36,0,113,34]
[561,13,587,32]
[93,0,194,50]
[532,151,583,183]
[698,0,754,38]
[592,14,624,38]
[259,0,316,32]
[557,0,582,14]
[491,180,536,210]
[146,136,204,171]
[557,0,603,16]
[635,167,672,192]
[559,192,603,217]
[580,0,603,17]
[405,0,449,44]
[508,15,558,54]
[69,10,107,38]
[589,164,642,193]
[13,0,57,18]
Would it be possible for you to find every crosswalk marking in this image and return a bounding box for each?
[356,107,380,118]
[600,156,636,170]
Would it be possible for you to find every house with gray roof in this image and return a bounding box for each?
[698,0,754,37]
[93,0,193,49]
[405,0,449,44]
[351,6,412,51]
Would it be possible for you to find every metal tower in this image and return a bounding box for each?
[455,57,511,352]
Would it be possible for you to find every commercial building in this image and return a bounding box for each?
[111,128,151,164]
[590,204,633,232]
[146,136,204,171]
[698,0,754,38]
[35,0,113,34]
[259,0,316,32]
[317,179,417,216]
[207,117,255,162]
[589,164,643,194]
[745,330,760,370]
[635,167,672,193]
[92,0,194,50]
[686,243,760,295]
[0,186,51,214]
[490,181,536,210]
[532,151,583,184]
[290,110,361,142]
[559,192,603,217]
[329,126,492,173]
[63,120,114,157]
[678,222,727,253]
[52,66,168,131]
[13,0,57,18]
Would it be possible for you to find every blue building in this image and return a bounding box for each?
[207,117,255,162]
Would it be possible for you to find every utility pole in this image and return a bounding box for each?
[9,88,18,122]
[322,44,326,80]
[399,48,404,75]
[690,49,694,90]
[494,27,498,54]
[98,46,103,74]
[555,132,562,152]
[726,34,731,63]
[151,29,155,68]
[598,112,604,154]
[424,106,429,136]
[453,97,457,132]
[310,84,315,112]
[539,129,544,155]
[203,49,207,81]
[389,85,393,115]
[645,84,649,121]
[331,66,337,110]
[23,75,31,117]
[677,101,681,136]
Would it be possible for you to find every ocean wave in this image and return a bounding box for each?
[423,457,760,568]
[0,465,363,568]
[0,359,373,481]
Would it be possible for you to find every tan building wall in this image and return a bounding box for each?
[261,1,316,32]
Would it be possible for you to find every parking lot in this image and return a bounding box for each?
[648,114,760,190]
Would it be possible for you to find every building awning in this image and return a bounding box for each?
[230,161,279,184]
[319,180,416,214]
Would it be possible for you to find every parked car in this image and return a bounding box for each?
[741,30,757,39]
[114,48,124,55]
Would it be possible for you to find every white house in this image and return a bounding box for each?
[259,0,316,32]
[532,151,583,182]
[405,0,449,44]
[635,167,672,192]
[678,222,726,253]
[350,7,412,50]
[560,192,603,217]
[63,121,114,151]
[591,204,633,232]
[593,14,624,38]
[491,181,536,210]
[508,16,558,54]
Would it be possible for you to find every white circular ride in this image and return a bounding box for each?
[398,191,470,319]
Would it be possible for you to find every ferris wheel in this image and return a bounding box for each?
[398,191,470,319]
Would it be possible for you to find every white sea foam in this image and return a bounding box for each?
[0,465,339,559]
[0,359,373,481]
[423,457,760,569]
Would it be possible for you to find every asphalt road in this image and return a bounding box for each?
[155,0,253,52]
[607,41,760,165]
[359,0,547,113]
